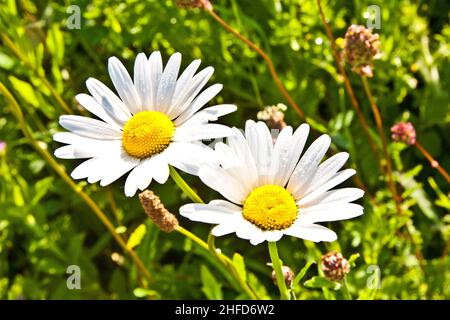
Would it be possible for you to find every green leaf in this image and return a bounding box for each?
[304,276,341,290]
[293,260,315,287]
[126,224,147,250]
[347,253,360,267]
[8,76,39,107]
[232,253,247,282]
[200,265,223,300]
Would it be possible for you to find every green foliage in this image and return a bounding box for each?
[0,0,449,300]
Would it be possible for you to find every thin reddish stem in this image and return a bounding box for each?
[361,76,402,214]
[415,142,450,183]
[316,0,378,156]
[207,9,305,120]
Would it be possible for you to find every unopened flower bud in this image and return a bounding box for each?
[139,190,179,233]
[391,122,416,145]
[175,0,213,11]
[321,251,350,281]
[343,25,380,77]
[257,103,288,131]
[270,265,295,288]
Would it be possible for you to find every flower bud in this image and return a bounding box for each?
[257,103,288,131]
[391,122,416,145]
[321,251,350,281]
[343,25,380,77]
[175,0,213,11]
[270,265,295,288]
[139,190,179,233]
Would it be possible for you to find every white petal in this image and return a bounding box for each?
[168,59,201,117]
[296,169,357,204]
[303,152,349,194]
[284,224,337,242]
[148,51,163,107]
[287,134,331,198]
[297,203,364,224]
[71,157,105,180]
[75,94,122,129]
[99,150,140,187]
[124,162,142,197]
[170,66,215,119]
[199,165,248,204]
[134,53,152,109]
[108,56,141,114]
[212,222,238,237]
[59,115,122,140]
[179,203,239,224]
[298,188,364,207]
[164,141,217,175]
[262,230,284,242]
[174,84,223,123]
[156,52,181,112]
[174,104,237,127]
[208,199,243,212]
[146,154,170,184]
[174,123,233,142]
[85,78,131,124]
[245,121,274,184]
[272,124,310,187]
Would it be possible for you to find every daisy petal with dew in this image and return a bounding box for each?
[180,120,364,245]
[54,52,237,197]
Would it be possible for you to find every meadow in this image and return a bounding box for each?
[0,0,449,300]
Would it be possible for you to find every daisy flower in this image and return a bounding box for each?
[180,120,364,245]
[54,52,236,197]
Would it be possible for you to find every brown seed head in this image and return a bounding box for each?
[321,251,350,281]
[343,24,381,77]
[139,190,179,233]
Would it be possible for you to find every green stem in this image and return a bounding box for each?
[169,166,204,203]
[268,241,289,300]
[0,82,152,283]
[169,166,258,299]
[341,277,352,300]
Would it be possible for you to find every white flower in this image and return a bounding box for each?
[54,52,236,197]
[180,120,364,245]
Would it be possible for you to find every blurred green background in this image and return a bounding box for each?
[0,0,449,299]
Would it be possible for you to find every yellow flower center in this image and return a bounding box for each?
[242,185,298,231]
[122,111,174,159]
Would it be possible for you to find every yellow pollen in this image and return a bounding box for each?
[122,111,174,159]
[242,185,298,231]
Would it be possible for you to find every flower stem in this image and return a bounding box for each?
[316,0,378,157]
[361,76,402,214]
[414,142,450,183]
[169,166,258,299]
[268,241,289,300]
[341,278,352,300]
[0,82,152,283]
[206,9,305,120]
[169,166,204,203]
[208,231,259,299]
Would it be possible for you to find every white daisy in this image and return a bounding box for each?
[180,120,364,245]
[54,52,236,197]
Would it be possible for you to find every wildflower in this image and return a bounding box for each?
[321,251,350,281]
[175,0,213,11]
[180,120,364,245]
[257,103,287,131]
[139,190,179,232]
[343,24,380,77]
[270,265,295,287]
[54,52,236,196]
[391,122,416,145]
